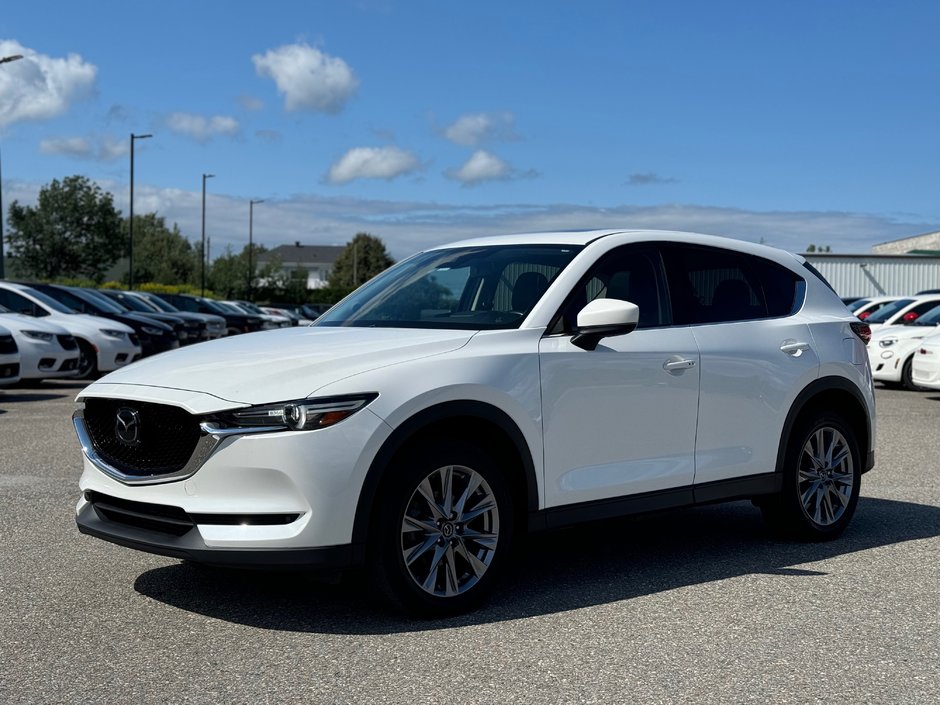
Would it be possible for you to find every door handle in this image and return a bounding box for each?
[780,340,811,357]
[663,357,697,371]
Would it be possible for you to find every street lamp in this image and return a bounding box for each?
[248,199,264,301]
[128,133,152,289]
[0,53,25,280]
[200,173,215,296]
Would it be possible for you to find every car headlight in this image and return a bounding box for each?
[22,330,54,342]
[99,329,127,339]
[141,326,165,336]
[213,393,378,432]
[878,337,898,348]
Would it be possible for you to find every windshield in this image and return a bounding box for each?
[848,298,871,312]
[104,291,155,313]
[316,245,582,329]
[75,287,129,313]
[141,294,178,313]
[913,304,940,326]
[865,298,914,324]
[21,287,77,314]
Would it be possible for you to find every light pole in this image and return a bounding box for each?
[200,173,215,296]
[0,54,25,280]
[248,199,264,301]
[128,133,152,289]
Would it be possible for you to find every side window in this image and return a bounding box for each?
[663,245,800,324]
[0,290,46,317]
[46,289,88,313]
[553,247,668,334]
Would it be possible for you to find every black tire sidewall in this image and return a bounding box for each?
[779,413,861,540]
[370,437,514,616]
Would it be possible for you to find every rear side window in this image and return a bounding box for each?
[663,245,802,324]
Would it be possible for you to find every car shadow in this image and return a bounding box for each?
[133,497,940,634]
[0,391,72,403]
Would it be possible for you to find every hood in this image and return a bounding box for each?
[81,326,476,407]
[0,313,71,335]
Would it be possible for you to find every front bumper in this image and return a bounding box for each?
[75,403,392,560]
[76,498,362,568]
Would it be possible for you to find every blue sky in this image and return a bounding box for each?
[1,0,938,260]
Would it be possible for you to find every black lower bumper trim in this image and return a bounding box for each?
[76,501,364,569]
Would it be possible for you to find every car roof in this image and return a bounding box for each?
[428,229,803,264]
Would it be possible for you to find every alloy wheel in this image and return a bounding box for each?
[797,426,855,526]
[400,464,500,597]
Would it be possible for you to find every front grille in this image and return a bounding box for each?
[57,334,77,351]
[0,363,19,379]
[83,398,202,477]
[0,334,17,354]
[85,490,194,536]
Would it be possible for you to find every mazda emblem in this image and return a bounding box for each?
[115,407,142,446]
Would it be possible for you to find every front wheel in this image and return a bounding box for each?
[370,439,513,616]
[762,413,861,540]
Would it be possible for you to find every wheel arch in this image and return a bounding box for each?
[776,376,874,476]
[352,400,539,547]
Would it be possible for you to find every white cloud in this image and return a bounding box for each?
[327,146,419,184]
[166,112,239,142]
[0,39,97,129]
[39,135,127,161]
[447,150,512,185]
[252,42,358,114]
[444,112,517,146]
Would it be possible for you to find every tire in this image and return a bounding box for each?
[762,412,861,540]
[901,356,927,391]
[369,438,514,616]
[76,339,99,380]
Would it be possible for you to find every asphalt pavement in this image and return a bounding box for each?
[0,379,937,704]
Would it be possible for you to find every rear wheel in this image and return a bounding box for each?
[370,439,513,616]
[762,412,861,540]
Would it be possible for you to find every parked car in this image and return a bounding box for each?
[0,282,140,379]
[911,331,940,390]
[96,289,204,345]
[867,303,940,390]
[218,300,287,330]
[262,306,314,326]
[130,291,226,341]
[863,295,940,332]
[0,305,80,381]
[226,300,292,329]
[0,323,20,386]
[154,293,263,336]
[27,284,179,358]
[850,296,901,320]
[72,230,875,615]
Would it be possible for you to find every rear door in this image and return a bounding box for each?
[661,244,819,485]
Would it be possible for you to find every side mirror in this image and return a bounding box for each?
[571,298,639,351]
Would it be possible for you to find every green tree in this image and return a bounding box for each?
[127,213,198,286]
[7,175,124,282]
[208,244,285,300]
[328,232,395,289]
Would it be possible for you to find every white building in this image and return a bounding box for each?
[255,243,345,290]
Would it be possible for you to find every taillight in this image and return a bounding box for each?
[902,312,919,322]
[851,321,872,345]
[858,311,871,320]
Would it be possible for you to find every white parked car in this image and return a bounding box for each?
[0,323,20,386]
[911,332,940,390]
[863,295,940,332]
[73,230,876,615]
[0,282,141,379]
[0,305,80,381]
[868,304,940,390]
[850,296,901,320]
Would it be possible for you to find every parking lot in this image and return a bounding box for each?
[0,380,937,704]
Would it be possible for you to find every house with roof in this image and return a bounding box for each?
[255,242,345,289]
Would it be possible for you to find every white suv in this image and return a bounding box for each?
[73,230,875,615]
